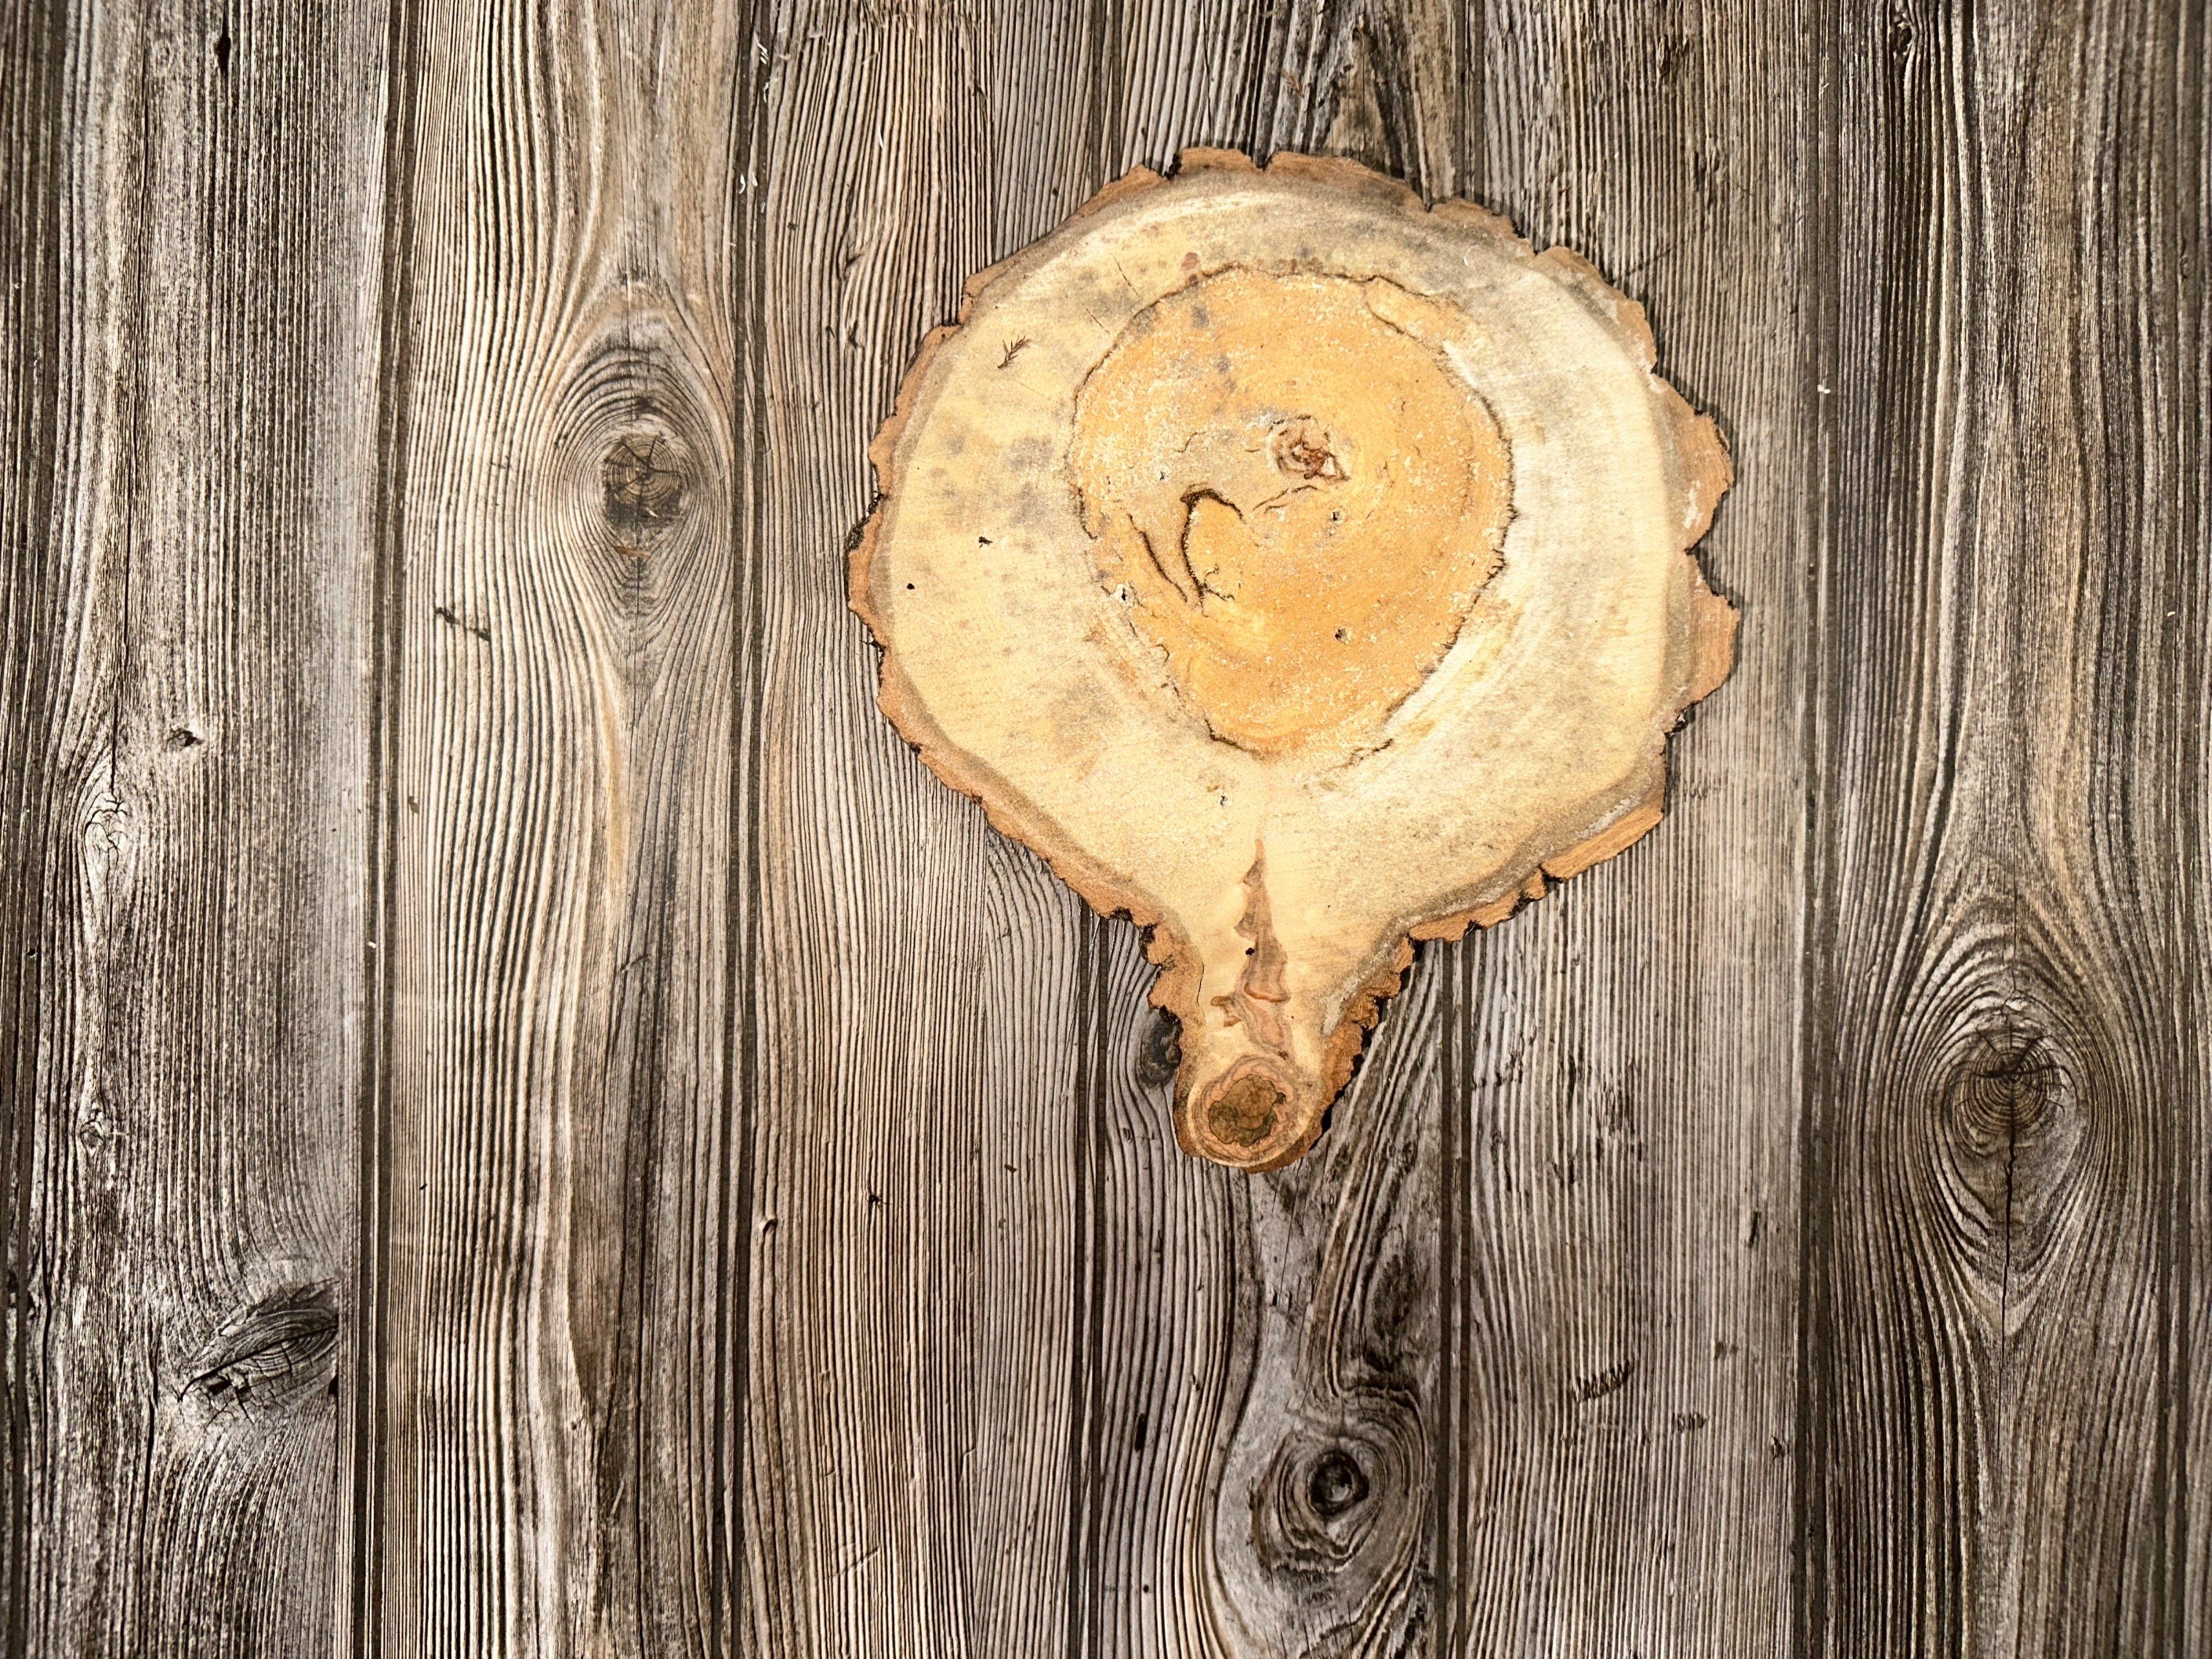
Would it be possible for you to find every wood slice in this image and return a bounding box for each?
[852,150,1735,1172]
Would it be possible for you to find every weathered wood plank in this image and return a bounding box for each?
[372,0,748,1650]
[0,0,68,1621]
[2184,5,2210,1637]
[1800,2,2210,1652]
[1076,929,1246,1657]
[0,0,390,1650]
[1440,3,1815,1650]
[740,8,1106,1653]
[743,7,1464,1651]
[1071,5,1465,1654]
[1202,969,1449,1655]
[1052,24,1282,1659]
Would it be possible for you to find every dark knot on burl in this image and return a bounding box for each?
[1207,1070,1286,1150]
[601,433,687,537]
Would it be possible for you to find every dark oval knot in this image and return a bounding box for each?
[601,431,689,534]
[1249,1400,1420,1581]
[1307,1447,1369,1518]
[1133,1005,1182,1091]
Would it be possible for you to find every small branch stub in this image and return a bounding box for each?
[852,151,1736,1172]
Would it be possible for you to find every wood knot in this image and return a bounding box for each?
[1250,1398,1422,1581]
[601,432,688,538]
[176,1281,340,1422]
[1207,1070,1285,1149]
[549,319,727,571]
[1305,1447,1369,1517]
[1178,1047,1325,1172]
[1955,1029,2062,1133]
[1133,1006,1181,1089]
[1921,1001,2096,1288]
[1934,1022,2076,1199]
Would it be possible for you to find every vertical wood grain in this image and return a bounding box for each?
[2183,4,2210,1633]
[1441,3,1815,1650]
[742,6,1465,1650]
[375,0,748,1650]
[0,0,390,1650]
[1053,27,1282,1659]
[1801,1,2210,1651]
[0,0,74,1632]
[740,7,1106,1653]
[1075,929,1245,1658]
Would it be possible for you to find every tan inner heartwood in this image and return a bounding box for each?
[1068,268,1512,757]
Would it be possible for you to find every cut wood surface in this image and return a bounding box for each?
[854,150,1737,1174]
[0,2,2204,1657]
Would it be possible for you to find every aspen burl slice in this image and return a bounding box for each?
[851,150,1735,1172]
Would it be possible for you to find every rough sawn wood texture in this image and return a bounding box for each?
[0,1,2203,1657]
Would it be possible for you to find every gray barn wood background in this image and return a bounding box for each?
[2,0,2207,1653]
